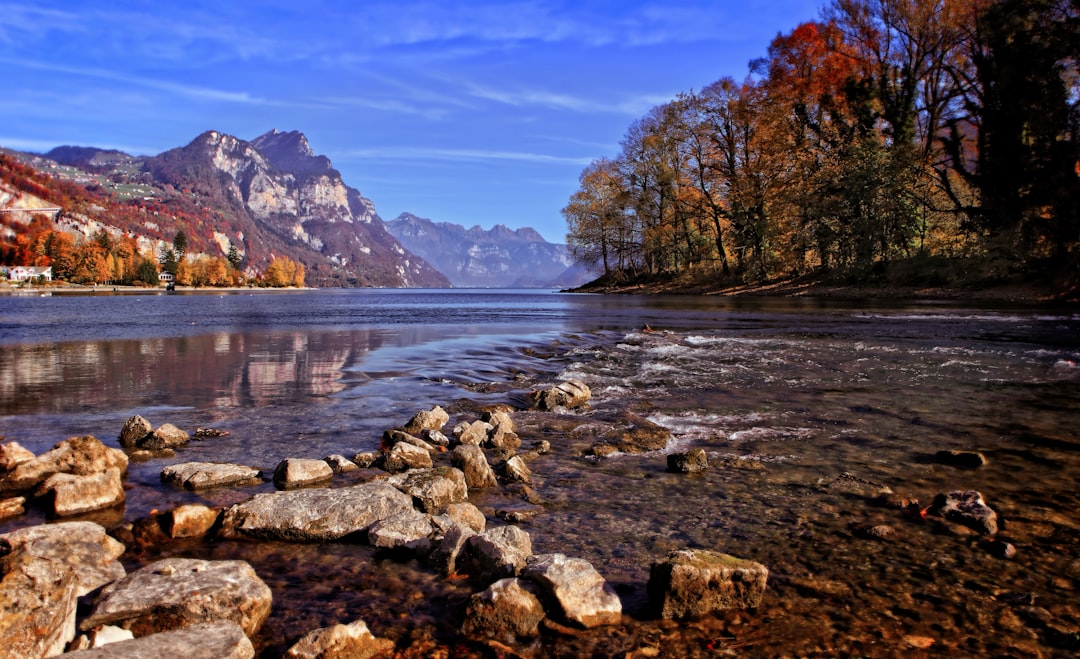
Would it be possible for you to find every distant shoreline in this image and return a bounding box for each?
[0,284,314,296]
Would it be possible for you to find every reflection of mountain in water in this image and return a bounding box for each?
[0,330,393,416]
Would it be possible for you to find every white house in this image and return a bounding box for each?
[6,266,53,282]
[158,272,175,283]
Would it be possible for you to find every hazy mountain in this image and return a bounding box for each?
[386,212,594,288]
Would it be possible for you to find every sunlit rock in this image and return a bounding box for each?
[403,405,450,435]
[459,525,533,587]
[366,509,432,552]
[667,449,708,473]
[68,621,254,658]
[273,458,333,490]
[451,444,498,489]
[531,379,591,411]
[118,415,154,448]
[648,549,769,619]
[382,441,433,472]
[140,423,190,450]
[163,504,221,539]
[522,553,622,628]
[219,481,414,542]
[161,462,263,490]
[386,466,467,514]
[0,435,127,494]
[502,456,532,484]
[283,618,392,659]
[927,490,998,535]
[35,467,125,517]
[80,558,272,638]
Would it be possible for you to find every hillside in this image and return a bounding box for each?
[1,130,450,288]
[386,212,594,288]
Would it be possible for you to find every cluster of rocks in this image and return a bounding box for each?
[0,379,774,657]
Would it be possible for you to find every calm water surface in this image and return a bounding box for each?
[1,289,1078,657]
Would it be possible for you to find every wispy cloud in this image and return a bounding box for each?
[0,56,327,108]
[340,146,593,166]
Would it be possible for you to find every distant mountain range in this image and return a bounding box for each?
[386,213,593,288]
[1,129,588,288]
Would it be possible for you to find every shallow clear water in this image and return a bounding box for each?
[1,289,1078,656]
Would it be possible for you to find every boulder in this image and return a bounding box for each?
[454,420,493,447]
[386,467,468,514]
[445,501,487,533]
[366,509,433,552]
[163,504,221,539]
[482,410,516,433]
[459,525,533,587]
[118,415,154,448]
[66,621,254,658]
[667,449,708,473]
[219,481,414,542]
[0,552,79,657]
[522,553,622,628]
[927,490,998,535]
[647,549,769,619]
[161,462,263,490]
[0,521,126,596]
[403,405,450,435]
[382,442,433,473]
[0,441,35,471]
[427,517,476,577]
[81,557,272,638]
[421,429,451,448]
[35,467,125,517]
[324,454,358,473]
[382,429,437,453]
[0,435,128,494]
[450,444,498,489]
[531,380,591,411]
[283,618,393,659]
[461,577,546,641]
[502,456,532,484]
[273,459,333,490]
[140,423,190,450]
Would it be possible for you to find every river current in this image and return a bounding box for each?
[1,289,1078,656]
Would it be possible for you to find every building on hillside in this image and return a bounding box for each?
[4,266,53,282]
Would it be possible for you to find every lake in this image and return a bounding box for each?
[1,288,1078,656]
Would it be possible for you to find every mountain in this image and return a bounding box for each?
[28,130,450,288]
[385,213,594,288]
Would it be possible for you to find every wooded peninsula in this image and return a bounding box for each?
[562,0,1079,301]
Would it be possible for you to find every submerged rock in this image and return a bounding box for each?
[935,450,988,469]
[219,481,414,542]
[67,621,254,658]
[461,577,546,641]
[523,553,622,628]
[927,490,999,535]
[667,449,708,473]
[161,462,263,490]
[283,618,393,659]
[647,549,769,619]
[80,557,272,638]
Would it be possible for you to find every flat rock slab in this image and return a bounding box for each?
[161,462,263,490]
[648,549,769,619]
[219,481,415,542]
[67,621,254,658]
[81,557,272,638]
[523,553,622,628]
[0,521,126,596]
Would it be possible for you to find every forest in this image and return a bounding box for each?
[563,0,1079,294]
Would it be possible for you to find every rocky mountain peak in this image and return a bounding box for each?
[250,129,333,179]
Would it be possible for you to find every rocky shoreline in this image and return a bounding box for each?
[0,373,1039,657]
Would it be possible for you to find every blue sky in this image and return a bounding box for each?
[1,1,823,243]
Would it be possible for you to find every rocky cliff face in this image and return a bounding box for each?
[142,129,448,287]
[386,213,594,288]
